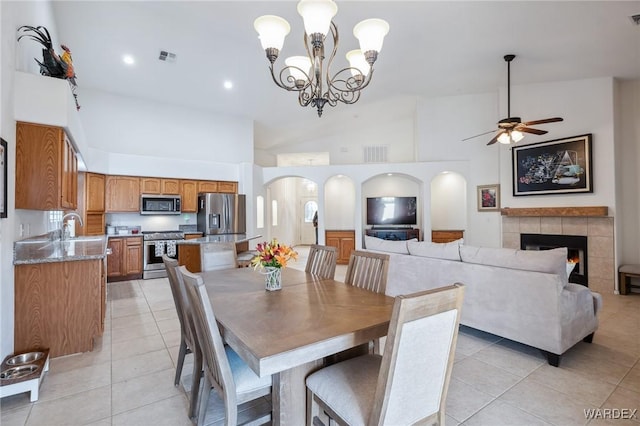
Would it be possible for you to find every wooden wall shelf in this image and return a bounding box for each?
[500,206,608,217]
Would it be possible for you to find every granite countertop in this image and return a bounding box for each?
[14,235,109,265]
[107,233,143,238]
[177,234,262,245]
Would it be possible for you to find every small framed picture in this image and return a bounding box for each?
[477,184,500,212]
[1,138,6,218]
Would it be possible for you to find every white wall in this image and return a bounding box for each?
[615,79,640,265]
[78,89,253,178]
[1,0,60,359]
[431,172,467,230]
[325,175,355,231]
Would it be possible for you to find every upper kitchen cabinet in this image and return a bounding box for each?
[86,173,106,212]
[16,122,78,210]
[218,181,238,193]
[180,180,198,213]
[140,178,181,195]
[197,180,218,193]
[105,175,140,212]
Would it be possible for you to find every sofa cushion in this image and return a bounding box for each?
[364,235,416,254]
[460,245,568,284]
[407,239,463,261]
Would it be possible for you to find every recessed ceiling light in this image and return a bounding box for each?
[223,81,233,90]
[123,55,135,65]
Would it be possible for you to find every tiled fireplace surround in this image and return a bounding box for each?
[501,210,614,295]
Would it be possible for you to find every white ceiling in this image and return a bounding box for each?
[50,1,640,149]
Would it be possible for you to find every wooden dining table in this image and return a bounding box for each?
[200,266,395,425]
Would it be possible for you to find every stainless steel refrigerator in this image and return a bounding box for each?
[197,193,246,235]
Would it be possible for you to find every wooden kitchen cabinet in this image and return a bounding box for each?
[76,172,106,236]
[198,180,219,193]
[14,259,103,357]
[107,237,143,282]
[325,230,355,265]
[180,180,198,212]
[141,177,181,195]
[217,181,238,193]
[105,175,140,212]
[16,121,78,210]
[178,244,202,273]
[140,177,161,194]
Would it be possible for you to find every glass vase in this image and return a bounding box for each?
[264,266,282,291]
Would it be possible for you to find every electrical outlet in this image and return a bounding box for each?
[26,224,31,236]
[19,224,24,237]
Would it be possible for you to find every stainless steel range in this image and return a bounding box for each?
[142,230,185,279]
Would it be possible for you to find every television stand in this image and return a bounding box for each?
[366,228,420,241]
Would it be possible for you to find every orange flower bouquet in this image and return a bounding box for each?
[251,239,298,291]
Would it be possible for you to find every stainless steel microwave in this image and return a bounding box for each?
[140,194,181,215]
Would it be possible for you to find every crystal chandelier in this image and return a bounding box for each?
[254,0,389,117]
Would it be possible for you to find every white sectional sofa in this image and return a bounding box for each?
[364,236,603,366]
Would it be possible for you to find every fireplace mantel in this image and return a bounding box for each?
[500,206,608,217]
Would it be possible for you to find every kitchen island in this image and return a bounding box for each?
[176,234,261,273]
[13,235,108,357]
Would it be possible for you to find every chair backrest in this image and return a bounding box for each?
[163,255,194,344]
[369,284,465,426]
[305,244,338,279]
[177,266,238,410]
[344,250,390,293]
[200,242,238,272]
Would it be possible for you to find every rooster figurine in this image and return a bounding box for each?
[18,26,80,110]
[17,25,67,78]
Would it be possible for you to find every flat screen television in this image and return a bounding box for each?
[366,196,417,226]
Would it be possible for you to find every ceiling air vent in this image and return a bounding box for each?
[630,14,640,25]
[363,145,388,163]
[158,50,177,63]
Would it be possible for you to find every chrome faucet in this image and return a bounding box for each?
[61,212,84,240]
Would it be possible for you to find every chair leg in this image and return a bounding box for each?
[189,348,203,419]
[175,336,187,386]
[197,375,211,426]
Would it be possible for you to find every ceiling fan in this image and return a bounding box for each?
[463,54,563,146]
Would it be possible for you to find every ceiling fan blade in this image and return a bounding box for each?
[462,129,496,141]
[522,117,563,126]
[487,130,505,145]
[518,126,548,135]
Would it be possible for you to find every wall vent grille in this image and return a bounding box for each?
[363,145,388,163]
[159,50,177,63]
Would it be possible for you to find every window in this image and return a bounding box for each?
[304,201,318,223]
[256,196,264,229]
[272,200,278,226]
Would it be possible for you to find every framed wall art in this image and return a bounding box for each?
[512,134,593,196]
[477,184,500,211]
[1,138,6,218]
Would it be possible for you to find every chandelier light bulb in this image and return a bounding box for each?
[346,49,369,77]
[498,132,512,144]
[285,56,312,82]
[254,15,291,51]
[353,18,390,54]
[297,0,338,36]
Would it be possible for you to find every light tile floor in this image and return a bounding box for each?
[2,247,639,425]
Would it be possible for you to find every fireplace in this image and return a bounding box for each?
[521,234,588,287]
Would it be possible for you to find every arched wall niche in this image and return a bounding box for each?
[362,173,424,235]
[430,172,467,231]
[264,175,318,246]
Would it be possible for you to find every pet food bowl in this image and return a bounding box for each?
[5,351,44,366]
[0,364,39,380]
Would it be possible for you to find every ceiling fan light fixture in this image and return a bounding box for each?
[498,130,524,145]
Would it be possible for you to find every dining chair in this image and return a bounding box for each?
[200,241,238,272]
[306,284,465,426]
[344,250,390,294]
[177,266,272,426]
[305,244,338,279]
[162,255,202,419]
